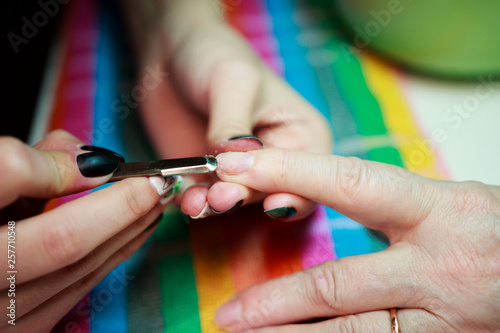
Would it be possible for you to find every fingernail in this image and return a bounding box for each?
[216,152,253,175]
[264,207,296,219]
[190,202,212,219]
[228,135,263,147]
[149,176,176,196]
[211,200,243,215]
[80,145,125,162]
[77,151,121,177]
[160,176,183,205]
[144,213,163,232]
[215,298,242,330]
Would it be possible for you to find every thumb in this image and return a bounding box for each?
[216,148,438,233]
[0,131,123,207]
[206,61,262,152]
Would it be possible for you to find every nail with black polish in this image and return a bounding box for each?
[80,145,125,162]
[77,151,121,177]
[144,213,163,232]
[228,135,263,147]
[264,207,296,219]
[211,200,243,215]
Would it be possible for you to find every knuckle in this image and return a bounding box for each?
[115,242,140,262]
[211,59,260,86]
[311,263,345,312]
[63,249,100,280]
[333,156,367,205]
[40,218,81,266]
[332,314,363,333]
[46,152,71,194]
[0,137,31,188]
[73,269,99,294]
[451,181,494,213]
[35,129,79,150]
[120,179,156,221]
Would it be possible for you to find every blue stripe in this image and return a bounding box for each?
[90,1,128,331]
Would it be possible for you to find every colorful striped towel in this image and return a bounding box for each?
[31,0,495,332]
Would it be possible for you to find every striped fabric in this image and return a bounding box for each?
[35,0,446,331]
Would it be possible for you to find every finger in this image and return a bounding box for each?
[216,148,438,233]
[4,204,165,318]
[205,60,261,149]
[184,183,317,221]
[206,183,317,221]
[180,182,259,219]
[6,225,154,333]
[215,246,423,331]
[0,136,122,207]
[0,176,172,286]
[244,309,446,333]
[263,193,316,221]
[253,70,332,154]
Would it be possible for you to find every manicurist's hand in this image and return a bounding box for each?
[213,148,500,332]
[120,0,332,220]
[0,130,176,331]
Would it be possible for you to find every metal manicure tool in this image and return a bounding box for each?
[108,156,217,182]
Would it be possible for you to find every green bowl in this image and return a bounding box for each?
[334,0,500,78]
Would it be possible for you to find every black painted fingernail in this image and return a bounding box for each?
[77,151,121,177]
[264,207,296,219]
[144,213,163,232]
[211,200,243,215]
[80,145,125,162]
[228,135,263,147]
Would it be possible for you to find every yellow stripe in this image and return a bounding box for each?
[191,225,235,332]
[359,53,444,179]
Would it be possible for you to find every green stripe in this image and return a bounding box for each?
[156,209,201,332]
[159,253,201,333]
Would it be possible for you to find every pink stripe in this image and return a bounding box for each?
[300,207,336,269]
[53,0,99,331]
[232,0,283,74]
[61,0,97,142]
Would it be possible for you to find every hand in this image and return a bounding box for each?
[121,0,332,219]
[0,130,175,331]
[213,148,500,332]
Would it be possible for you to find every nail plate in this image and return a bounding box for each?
[144,213,163,232]
[77,151,121,177]
[211,200,243,215]
[216,152,253,175]
[149,176,176,196]
[80,145,125,162]
[264,207,297,219]
[228,135,263,147]
[160,176,183,205]
[190,202,212,219]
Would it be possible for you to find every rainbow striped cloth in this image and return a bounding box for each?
[30,0,448,332]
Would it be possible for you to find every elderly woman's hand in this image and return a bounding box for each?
[213,148,500,332]
[0,130,175,332]
[121,0,332,220]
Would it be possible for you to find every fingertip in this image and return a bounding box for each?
[206,182,247,213]
[263,193,317,221]
[180,185,210,217]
